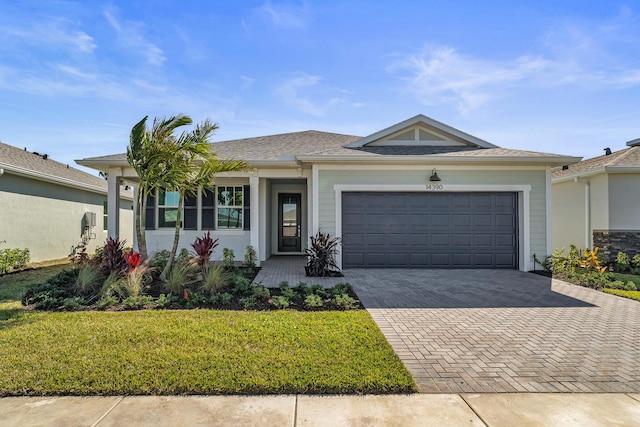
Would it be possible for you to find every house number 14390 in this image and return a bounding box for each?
[425,184,444,191]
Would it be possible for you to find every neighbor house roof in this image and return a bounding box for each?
[552,145,640,182]
[0,141,131,197]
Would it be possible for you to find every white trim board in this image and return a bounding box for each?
[333,184,532,272]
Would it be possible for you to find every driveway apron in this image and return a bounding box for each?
[348,269,640,393]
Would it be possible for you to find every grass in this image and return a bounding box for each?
[604,289,640,302]
[0,263,415,396]
[608,272,640,287]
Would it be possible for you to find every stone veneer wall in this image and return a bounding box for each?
[593,230,640,263]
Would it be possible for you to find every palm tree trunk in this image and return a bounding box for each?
[160,192,184,281]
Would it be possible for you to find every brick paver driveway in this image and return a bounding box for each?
[349,269,640,393]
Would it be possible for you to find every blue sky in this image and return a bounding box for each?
[1,1,639,173]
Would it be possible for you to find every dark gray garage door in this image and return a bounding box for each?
[342,192,518,269]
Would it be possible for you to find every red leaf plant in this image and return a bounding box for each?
[191,230,219,273]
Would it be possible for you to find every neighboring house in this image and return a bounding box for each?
[0,141,134,263]
[552,139,640,260]
[77,114,578,271]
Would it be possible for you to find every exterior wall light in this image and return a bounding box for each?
[429,168,441,182]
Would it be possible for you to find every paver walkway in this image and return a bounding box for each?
[349,269,640,393]
[252,255,351,288]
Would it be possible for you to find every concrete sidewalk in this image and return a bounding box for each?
[1,393,639,427]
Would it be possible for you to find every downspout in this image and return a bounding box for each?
[574,177,591,249]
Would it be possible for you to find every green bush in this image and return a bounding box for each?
[62,297,86,311]
[123,295,154,310]
[230,274,252,296]
[309,284,327,298]
[22,269,76,309]
[304,294,323,309]
[0,248,30,274]
[252,285,270,302]
[223,248,235,269]
[149,250,171,280]
[294,281,310,295]
[605,280,625,290]
[239,296,256,309]
[333,293,359,310]
[271,295,290,309]
[155,293,178,309]
[549,245,607,289]
[244,245,257,268]
[209,292,234,306]
[279,283,296,299]
[615,251,630,273]
[97,295,118,310]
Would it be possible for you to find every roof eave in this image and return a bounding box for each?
[552,165,640,183]
[297,154,580,166]
[0,162,132,200]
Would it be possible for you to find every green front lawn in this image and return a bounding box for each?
[0,265,415,396]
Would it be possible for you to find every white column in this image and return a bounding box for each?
[107,173,121,239]
[250,175,260,266]
[132,184,139,251]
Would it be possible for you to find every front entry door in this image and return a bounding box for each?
[278,193,301,252]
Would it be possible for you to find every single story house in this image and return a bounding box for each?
[77,115,579,271]
[0,141,134,263]
[552,138,640,260]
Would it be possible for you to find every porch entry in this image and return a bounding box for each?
[278,193,302,252]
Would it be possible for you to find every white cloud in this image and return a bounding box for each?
[275,72,347,116]
[387,45,549,113]
[253,1,309,29]
[103,9,166,66]
[0,20,96,53]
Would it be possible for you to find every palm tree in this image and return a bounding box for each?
[127,114,192,261]
[158,119,245,280]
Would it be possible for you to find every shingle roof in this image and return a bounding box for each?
[0,141,113,193]
[552,146,640,179]
[80,129,576,165]
[209,130,362,160]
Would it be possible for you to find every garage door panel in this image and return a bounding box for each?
[496,234,515,247]
[453,253,472,266]
[388,233,407,246]
[365,233,386,246]
[365,253,388,265]
[431,234,450,246]
[453,234,472,246]
[474,253,493,266]
[342,192,517,269]
[475,234,493,246]
[495,194,516,207]
[495,214,515,227]
[453,214,471,226]
[388,253,407,265]
[474,214,493,227]
[430,214,450,226]
[409,253,428,266]
[496,253,516,267]
[432,253,451,266]
[409,233,428,245]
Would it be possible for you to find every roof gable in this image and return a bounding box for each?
[345,114,497,149]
